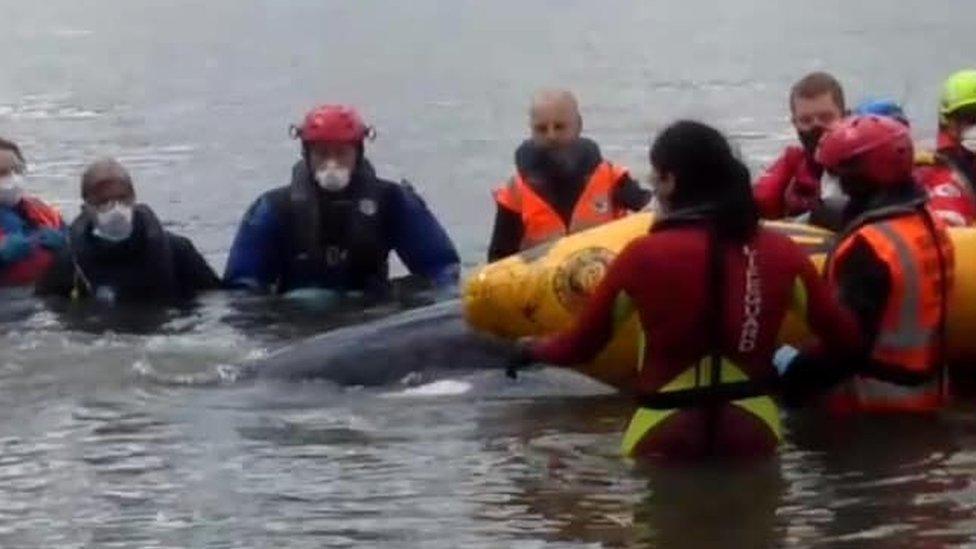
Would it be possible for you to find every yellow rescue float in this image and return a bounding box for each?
[464,213,976,391]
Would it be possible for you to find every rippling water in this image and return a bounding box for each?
[4,0,976,547]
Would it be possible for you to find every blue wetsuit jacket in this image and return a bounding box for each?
[224,159,460,294]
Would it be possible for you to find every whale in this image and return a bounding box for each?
[243,299,515,386]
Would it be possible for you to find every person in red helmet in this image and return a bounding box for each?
[224,105,460,296]
[777,115,955,414]
[753,72,847,222]
[508,121,861,462]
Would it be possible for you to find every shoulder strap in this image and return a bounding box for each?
[290,190,322,260]
[703,226,724,455]
[917,207,951,397]
[837,199,926,244]
[66,215,93,300]
[939,152,976,202]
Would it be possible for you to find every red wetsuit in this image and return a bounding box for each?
[0,197,64,287]
[530,220,862,461]
[754,146,824,219]
[915,131,976,227]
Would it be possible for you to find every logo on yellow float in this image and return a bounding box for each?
[552,247,616,312]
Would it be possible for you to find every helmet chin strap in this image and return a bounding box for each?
[839,178,871,201]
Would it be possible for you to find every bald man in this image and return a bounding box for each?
[36,158,219,303]
[488,90,650,261]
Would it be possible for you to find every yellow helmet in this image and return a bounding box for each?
[940,69,976,122]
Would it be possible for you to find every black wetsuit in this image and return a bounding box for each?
[36,205,220,302]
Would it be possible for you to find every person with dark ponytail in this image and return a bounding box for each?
[509,121,862,462]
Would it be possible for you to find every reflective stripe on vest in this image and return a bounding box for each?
[873,222,932,353]
[828,211,953,376]
[494,161,628,250]
[828,375,945,414]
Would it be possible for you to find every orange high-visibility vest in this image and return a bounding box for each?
[493,161,629,250]
[827,208,954,412]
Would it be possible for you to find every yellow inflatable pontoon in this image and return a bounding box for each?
[464,213,976,391]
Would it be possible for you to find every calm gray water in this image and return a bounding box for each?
[4,1,976,547]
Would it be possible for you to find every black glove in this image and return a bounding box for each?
[506,337,535,379]
[779,352,855,408]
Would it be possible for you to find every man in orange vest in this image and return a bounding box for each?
[487,89,651,261]
[775,115,954,414]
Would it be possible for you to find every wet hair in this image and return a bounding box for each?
[0,138,25,165]
[790,71,846,113]
[649,120,759,243]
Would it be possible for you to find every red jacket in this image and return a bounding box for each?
[531,222,861,395]
[754,146,824,219]
[0,197,64,287]
[915,131,976,227]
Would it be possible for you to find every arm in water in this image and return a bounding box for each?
[487,204,523,263]
[518,240,640,371]
[791,251,865,353]
[223,195,283,292]
[0,233,32,265]
[170,234,221,296]
[388,182,461,289]
[612,173,653,211]
[777,247,870,405]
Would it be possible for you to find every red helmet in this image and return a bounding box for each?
[815,115,914,187]
[295,104,369,144]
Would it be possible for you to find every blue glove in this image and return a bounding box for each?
[773,345,800,375]
[33,228,66,250]
[0,234,33,264]
[430,263,461,289]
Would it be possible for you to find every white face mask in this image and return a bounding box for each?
[92,202,134,242]
[820,172,844,200]
[0,174,25,207]
[961,126,976,154]
[315,161,351,192]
